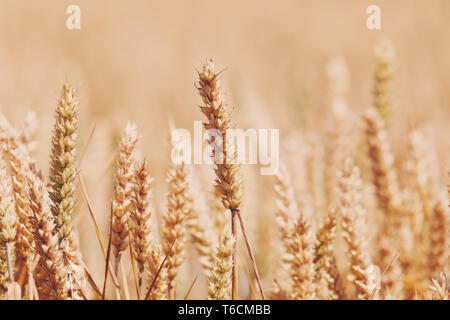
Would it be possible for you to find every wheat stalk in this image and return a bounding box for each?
[197,59,242,299]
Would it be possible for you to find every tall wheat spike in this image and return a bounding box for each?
[48,84,79,244]
[130,159,154,289]
[112,122,140,278]
[197,59,242,299]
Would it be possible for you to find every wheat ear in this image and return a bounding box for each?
[188,174,216,275]
[197,59,242,299]
[338,158,377,300]
[112,122,140,278]
[274,163,316,299]
[189,210,215,275]
[19,111,38,155]
[48,84,79,244]
[0,152,17,296]
[314,207,346,299]
[145,239,167,300]
[163,160,190,299]
[373,39,395,121]
[363,108,403,298]
[5,131,36,273]
[428,192,449,278]
[274,162,297,243]
[429,272,449,300]
[130,159,153,289]
[288,213,316,300]
[29,173,69,300]
[208,235,234,300]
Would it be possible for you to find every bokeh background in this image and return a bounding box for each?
[0,0,448,298]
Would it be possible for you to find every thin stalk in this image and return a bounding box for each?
[231,210,238,300]
[236,211,265,300]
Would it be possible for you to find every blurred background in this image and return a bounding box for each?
[0,0,448,298]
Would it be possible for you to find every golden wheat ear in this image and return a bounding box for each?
[29,173,69,300]
[428,192,449,278]
[0,151,17,296]
[373,39,395,122]
[314,207,346,300]
[162,156,191,300]
[129,159,154,289]
[363,108,403,299]
[338,158,377,300]
[5,130,37,279]
[111,122,140,279]
[208,234,234,300]
[48,83,79,244]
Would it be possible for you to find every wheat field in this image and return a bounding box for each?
[0,0,449,300]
